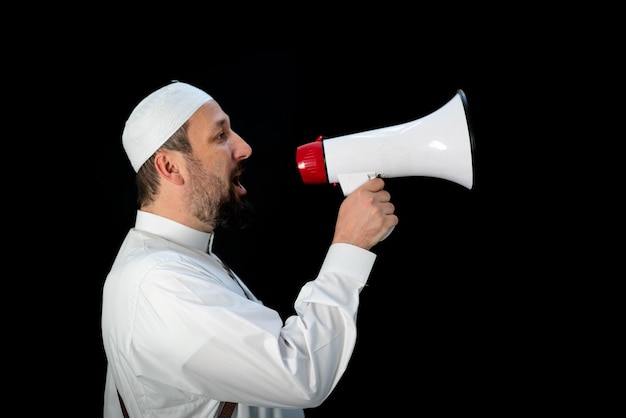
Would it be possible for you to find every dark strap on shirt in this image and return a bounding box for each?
[218,401,237,418]
[117,389,129,418]
[117,388,236,418]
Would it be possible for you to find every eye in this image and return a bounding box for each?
[215,131,226,143]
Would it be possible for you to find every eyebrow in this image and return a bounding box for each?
[206,115,230,143]
[212,115,229,130]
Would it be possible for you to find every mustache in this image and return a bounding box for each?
[233,160,247,176]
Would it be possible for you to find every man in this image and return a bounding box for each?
[101,80,398,417]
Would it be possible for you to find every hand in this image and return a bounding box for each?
[332,178,398,250]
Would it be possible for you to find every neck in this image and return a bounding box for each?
[140,204,216,233]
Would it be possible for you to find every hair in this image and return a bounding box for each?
[135,122,192,207]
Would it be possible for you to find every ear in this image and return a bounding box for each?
[154,151,185,186]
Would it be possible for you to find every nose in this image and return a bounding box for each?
[233,132,252,160]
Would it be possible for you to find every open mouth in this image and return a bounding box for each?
[233,173,246,194]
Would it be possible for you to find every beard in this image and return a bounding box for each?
[188,157,254,230]
[215,184,254,230]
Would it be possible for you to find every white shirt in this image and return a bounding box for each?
[102,210,376,417]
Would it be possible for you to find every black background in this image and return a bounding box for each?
[90,48,526,416]
[37,19,601,415]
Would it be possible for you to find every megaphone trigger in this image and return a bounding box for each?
[336,172,378,196]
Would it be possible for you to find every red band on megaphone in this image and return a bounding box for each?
[296,135,328,184]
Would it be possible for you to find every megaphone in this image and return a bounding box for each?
[296,89,475,196]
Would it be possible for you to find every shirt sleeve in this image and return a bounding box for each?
[129,242,376,410]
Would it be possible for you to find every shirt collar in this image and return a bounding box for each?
[134,210,214,253]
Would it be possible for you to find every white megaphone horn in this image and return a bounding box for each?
[296,89,475,196]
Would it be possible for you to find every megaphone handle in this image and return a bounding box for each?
[337,172,394,241]
[380,225,394,241]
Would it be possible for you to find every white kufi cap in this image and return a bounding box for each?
[122,81,213,172]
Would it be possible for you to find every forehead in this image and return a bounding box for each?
[187,100,229,133]
[191,100,225,123]
[187,100,229,142]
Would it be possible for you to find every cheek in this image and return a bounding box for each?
[202,147,229,168]
[207,152,231,179]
